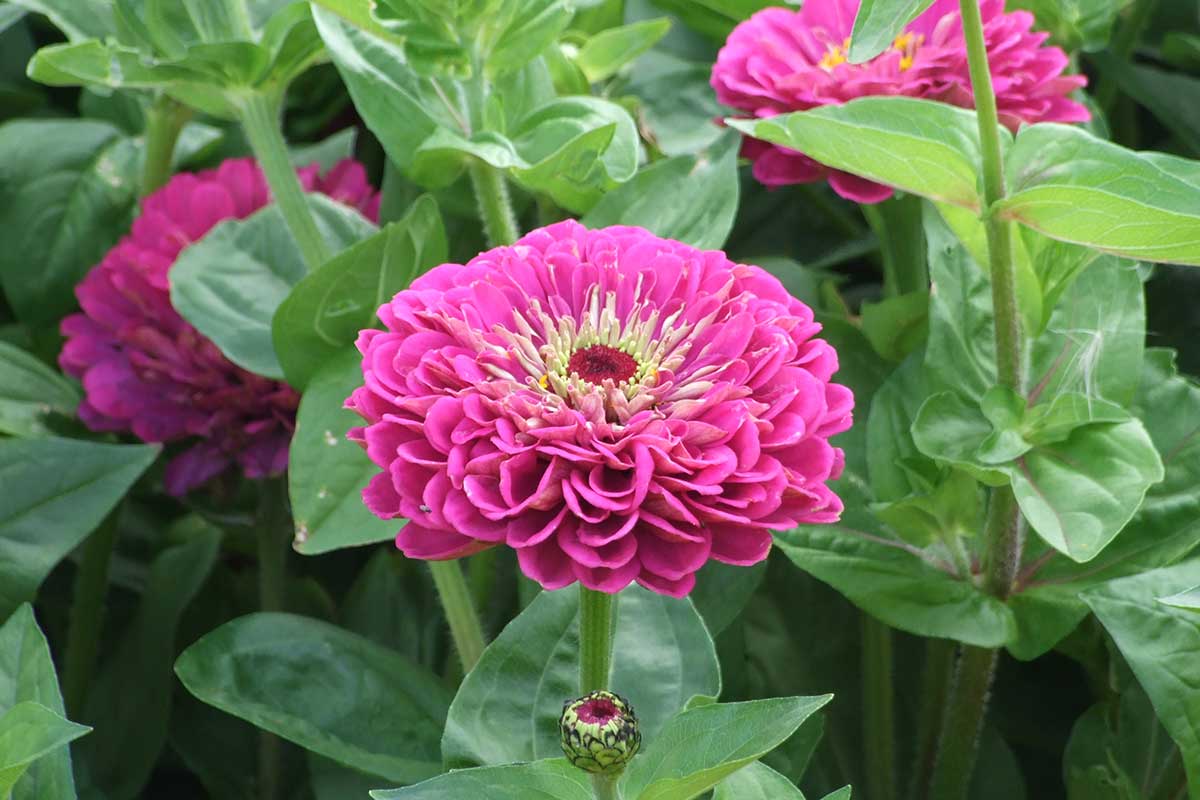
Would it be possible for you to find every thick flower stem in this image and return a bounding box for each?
[862,196,927,297]
[62,508,121,717]
[140,95,190,198]
[256,479,290,800]
[909,638,957,800]
[929,4,1028,798]
[429,560,487,673]
[237,91,330,271]
[468,160,521,247]
[591,775,620,800]
[862,614,897,800]
[579,587,617,695]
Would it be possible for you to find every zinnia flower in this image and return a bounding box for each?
[347,221,853,597]
[711,0,1090,203]
[60,157,380,496]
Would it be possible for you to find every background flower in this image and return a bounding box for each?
[711,0,1090,202]
[348,221,853,597]
[60,157,380,495]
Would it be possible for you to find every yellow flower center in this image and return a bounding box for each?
[819,32,924,73]
[818,38,851,71]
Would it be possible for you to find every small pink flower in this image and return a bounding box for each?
[712,0,1090,203]
[347,222,853,597]
[60,157,380,496]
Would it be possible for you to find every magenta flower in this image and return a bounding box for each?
[711,0,1090,203]
[347,222,853,597]
[60,157,380,496]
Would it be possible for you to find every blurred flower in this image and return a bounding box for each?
[60,157,380,496]
[560,691,641,774]
[711,0,1090,202]
[348,221,853,597]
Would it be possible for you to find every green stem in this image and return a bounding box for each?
[909,638,957,800]
[140,95,190,198]
[862,195,927,297]
[468,160,521,247]
[255,479,289,800]
[62,509,121,717]
[591,774,620,800]
[467,548,498,619]
[237,92,330,270]
[862,615,897,800]
[929,4,1027,797]
[429,559,487,673]
[579,587,617,695]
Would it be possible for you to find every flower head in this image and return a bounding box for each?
[60,157,380,496]
[347,222,853,597]
[560,691,641,774]
[711,0,1090,202]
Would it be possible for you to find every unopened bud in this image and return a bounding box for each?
[559,690,641,774]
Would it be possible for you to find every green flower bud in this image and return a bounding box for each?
[559,690,641,775]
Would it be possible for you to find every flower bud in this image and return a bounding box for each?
[559,690,641,774]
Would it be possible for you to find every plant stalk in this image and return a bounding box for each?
[862,614,897,800]
[579,586,620,800]
[909,638,957,800]
[468,160,521,247]
[140,95,190,198]
[255,479,290,800]
[237,92,330,270]
[429,559,487,673]
[929,3,1028,797]
[62,508,121,717]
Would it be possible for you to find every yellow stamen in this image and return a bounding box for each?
[892,31,923,71]
[539,374,549,390]
[818,38,851,71]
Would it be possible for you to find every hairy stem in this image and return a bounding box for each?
[140,95,190,198]
[429,559,487,673]
[862,614,897,800]
[909,638,957,800]
[468,160,521,247]
[929,647,999,800]
[62,509,121,717]
[237,92,330,270]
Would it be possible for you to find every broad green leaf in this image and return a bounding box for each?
[997,124,1200,265]
[0,6,27,36]
[0,341,80,437]
[0,438,158,620]
[1090,53,1200,155]
[776,522,1014,647]
[486,0,572,77]
[621,51,725,156]
[575,18,671,82]
[860,291,928,363]
[646,0,773,39]
[1008,0,1129,51]
[289,350,398,554]
[1084,560,1200,795]
[171,194,376,381]
[5,0,112,40]
[273,195,446,390]
[370,759,591,800]
[1160,585,1200,611]
[821,789,852,800]
[175,612,452,784]
[441,585,720,769]
[688,559,767,637]
[910,391,1015,484]
[581,131,739,250]
[727,98,996,210]
[76,527,221,800]
[0,702,90,797]
[0,119,140,326]
[309,753,389,800]
[848,0,936,63]
[0,604,81,800]
[713,760,805,799]
[619,695,831,800]
[343,550,444,669]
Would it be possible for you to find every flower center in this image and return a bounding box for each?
[893,31,923,71]
[818,38,851,71]
[568,344,639,385]
[576,696,621,725]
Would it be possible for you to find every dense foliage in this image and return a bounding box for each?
[2,1,1200,799]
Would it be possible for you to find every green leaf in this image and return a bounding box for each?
[1008,0,1129,51]
[848,0,936,63]
[689,559,767,637]
[1090,53,1200,156]
[75,527,221,800]
[370,758,591,800]
[0,604,82,800]
[1084,560,1200,795]
[273,195,446,390]
[622,51,725,157]
[0,119,140,326]
[619,695,831,800]
[343,550,444,669]
[575,18,671,82]
[1159,585,1200,611]
[581,131,739,250]
[712,760,805,799]
[727,98,997,210]
[289,349,399,554]
[997,124,1200,265]
[486,0,572,77]
[860,291,928,363]
[174,612,452,784]
[441,584,720,769]
[171,194,376,380]
[0,341,80,437]
[4,0,113,40]
[820,789,853,800]
[0,438,158,620]
[0,702,90,797]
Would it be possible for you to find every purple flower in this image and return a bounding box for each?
[348,222,853,597]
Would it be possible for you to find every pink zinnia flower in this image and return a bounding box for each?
[347,222,853,597]
[711,0,1090,203]
[60,157,381,496]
